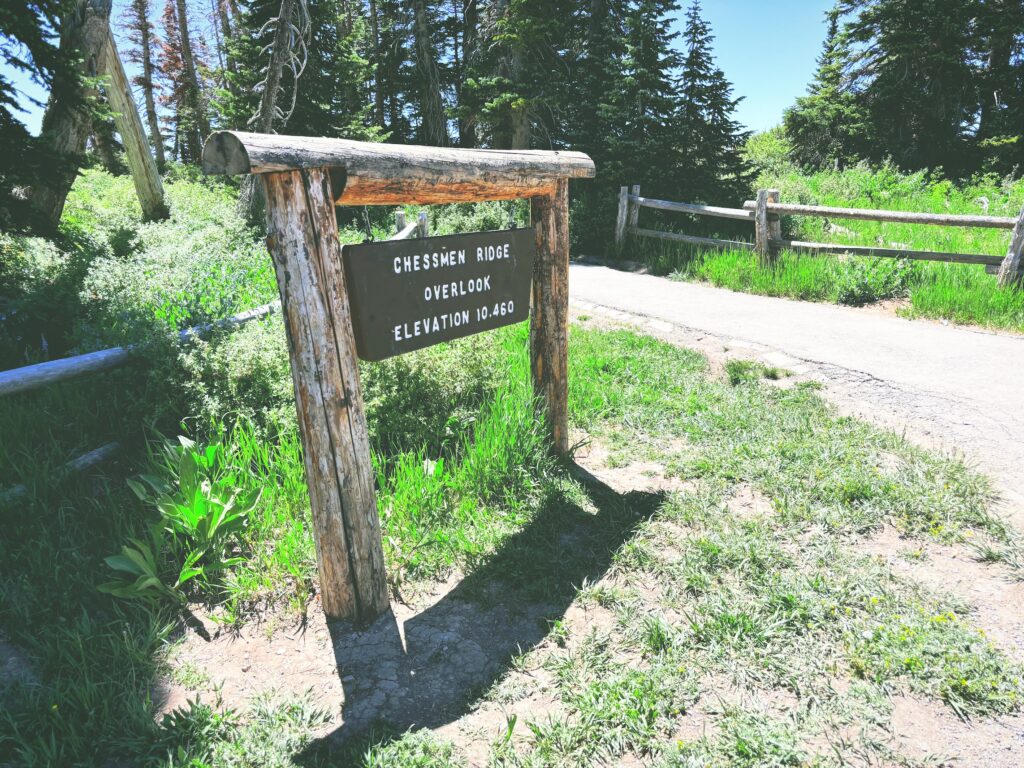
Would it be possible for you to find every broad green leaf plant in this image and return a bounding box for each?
[100,435,261,605]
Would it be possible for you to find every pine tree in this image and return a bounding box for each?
[0,0,91,231]
[784,7,867,170]
[974,0,1024,173]
[675,1,750,203]
[219,0,381,141]
[465,0,576,149]
[174,0,210,159]
[836,0,981,174]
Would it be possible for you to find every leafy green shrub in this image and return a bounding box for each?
[178,318,296,432]
[834,257,916,306]
[427,199,528,235]
[100,435,260,604]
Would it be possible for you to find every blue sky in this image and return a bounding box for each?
[5,0,832,136]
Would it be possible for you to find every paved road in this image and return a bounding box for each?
[569,263,1024,515]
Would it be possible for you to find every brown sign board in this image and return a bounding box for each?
[342,228,535,361]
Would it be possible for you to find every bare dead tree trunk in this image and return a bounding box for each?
[92,118,126,174]
[216,0,236,86]
[253,0,297,133]
[509,41,529,149]
[99,30,169,220]
[242,0,309,220]
[411,0,449,146]
[129,0,166,166]
[458,0,477,147]
[174,0,209,159]
[368,0,385,128]
[33,0,112,227]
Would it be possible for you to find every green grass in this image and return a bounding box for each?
[2,168,1022,766]
[621,163,1024,332]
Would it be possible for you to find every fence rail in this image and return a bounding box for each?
[0,209,431,499]
[616,185,1024,287]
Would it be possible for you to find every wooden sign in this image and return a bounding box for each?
[342,228,535,361]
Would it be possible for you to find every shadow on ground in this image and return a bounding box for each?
[297,465,665,762]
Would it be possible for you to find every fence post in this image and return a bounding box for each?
[628,184,641,229]
[395,208,406,234]
[755,189,780,265]
[997,203,1024,287]
[417,210,429,238]
[767,189,782,257]
[262,167,389,624]
[615,186,629,246]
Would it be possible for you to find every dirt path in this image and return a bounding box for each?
[570,263,1024,526]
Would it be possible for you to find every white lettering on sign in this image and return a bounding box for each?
[393,310,472,342]
[423,276,492,301]
[476,244,510,262]
[393,249,467,275]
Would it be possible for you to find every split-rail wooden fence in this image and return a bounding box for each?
[615,185,1024,286]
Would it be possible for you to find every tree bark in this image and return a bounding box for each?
[253,0,296,133]
[368,0,385,128]
[33,0,112,227]
[132,0,167,167]
[174,0,209,160]
[411,0,449,146]
[262,167,390,624]
[99,30,169,220]
[92,118,126,174]
[243,0,298,221]
[459,0,478,146]
[530,179,570,454]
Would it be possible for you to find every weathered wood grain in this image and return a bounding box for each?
[98,30,168,221]
[630,227,754,251]
[615,186,629,245]
[263,168,389,623]
[766,190,782,256]
[0,301,280,398]
[771,239,1003,266]
[997,204,1024,286]
[203,131,594,205]
[742,200,1016,229]
[0,346,132,398]
[628,184,641,229]
[633,195,754,221]
[530,179,570,455]
[754,189,771,264]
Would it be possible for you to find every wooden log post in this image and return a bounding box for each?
[766,189,781,259]
[417,210,429,238]
[98,30,168,221]
[615,186,629,246]
[262,167,389,624]
[530,179,570,455]
[395,208,406,234]
[754,189,778,265]
[628,184,641,229]
[997,203,1024,287]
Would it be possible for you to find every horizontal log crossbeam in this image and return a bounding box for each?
[770,240,1003,266]
[741,200,1017,229]
[630,226,754,251]
[632,195,753,221]
[203,131,596,205]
